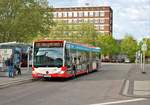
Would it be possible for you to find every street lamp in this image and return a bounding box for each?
[27,47,31,71]
[141,43,147,74]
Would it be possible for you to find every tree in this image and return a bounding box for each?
[145,39,150,57]
[47,21,98,45]
[139,38,150,57]
[120,35,138,62]
[48,21,72,41]
[77,23,97,45]
[0,0,54,43]
[96,34,120,57]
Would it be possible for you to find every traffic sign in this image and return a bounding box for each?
[141,43,147,52]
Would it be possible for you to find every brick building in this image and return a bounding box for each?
[52,6,113,35]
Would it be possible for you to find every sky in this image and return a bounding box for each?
[48,0,150,41]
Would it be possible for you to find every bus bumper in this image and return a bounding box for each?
[32,73,73,79]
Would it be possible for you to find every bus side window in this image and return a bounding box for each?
[74,57,76,64]
[65,48,71,67]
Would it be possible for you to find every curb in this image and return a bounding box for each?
[120,80,150,98]
[0,78,34,89]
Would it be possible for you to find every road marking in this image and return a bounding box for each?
[90,98,147,105]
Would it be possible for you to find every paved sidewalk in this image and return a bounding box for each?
[0,68,33,89]
[122,64,150,98]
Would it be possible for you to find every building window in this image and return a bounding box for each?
[84,11,89,17]
[79,12,83,17]
[58,12,62,17]
[99,25,104,30]
[63,12,68,17]
[100,11,105,17]
[68,12,72,17]
[95,19,99,24]
[72,19,78,24]
[110,20,112,24]
[63,19,68,23]
[89,19,94,23]
[84,19,88,23]
[78,19,83,23]
[68,19,72,23]
[95,25,99,30]
[95,12,100,17]
[53,12,58,17]
[89,11,94,17]
[100,19,104,23]
[73,12,78,17]
[92,19,95,23]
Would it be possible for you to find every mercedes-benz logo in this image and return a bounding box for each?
[46,71,49,74]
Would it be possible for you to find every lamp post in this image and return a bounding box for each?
[141,43,147,74]
[27,47,31,71]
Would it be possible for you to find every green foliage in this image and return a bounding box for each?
[139,38,150,57]
[97,34,120,56]
[146,40,150,56]
[77,23,97,45]
[48,21,98,46]
[0,0,54,43]
[120,35,138,61]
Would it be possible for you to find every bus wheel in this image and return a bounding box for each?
[44,77,50,81]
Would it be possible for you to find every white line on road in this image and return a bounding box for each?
[90,98,147,105]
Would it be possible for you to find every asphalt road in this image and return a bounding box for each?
[0,63,149,105]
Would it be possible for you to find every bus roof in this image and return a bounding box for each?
[66,42,100,52]
[65,41,101,52]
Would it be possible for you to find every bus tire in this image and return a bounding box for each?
[44,77,50,81]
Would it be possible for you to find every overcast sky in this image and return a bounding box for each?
[49,0,150,41]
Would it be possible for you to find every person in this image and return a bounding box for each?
[72,57,77,77]
[6,56,14,78]
[14,54,21,75]
[14,63,21,75]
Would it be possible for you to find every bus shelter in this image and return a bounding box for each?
[0,42,31,76]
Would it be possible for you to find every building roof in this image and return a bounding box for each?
[53,6,112,12]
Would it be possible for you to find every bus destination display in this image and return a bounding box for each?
[35,42,63,47]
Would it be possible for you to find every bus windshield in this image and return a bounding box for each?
[33,47,63,67]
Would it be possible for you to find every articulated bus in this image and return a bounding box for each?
[32,40,101,79]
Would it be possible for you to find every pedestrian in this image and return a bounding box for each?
[72,57,77,77]
[14,53,21,75]
[14,63,21,75]
[6,56,14,78]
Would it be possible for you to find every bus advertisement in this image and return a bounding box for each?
[32,40,101,79]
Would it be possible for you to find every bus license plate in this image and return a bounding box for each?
[44,74,51,77]
[37,74,43,76]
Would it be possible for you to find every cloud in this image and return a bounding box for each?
[109,0,150,40]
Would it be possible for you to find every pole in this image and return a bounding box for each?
[141,43,147,74]
[135,52,137,64]
[141,53,143,70]
[27,47,30,71]
[142,51,146,74]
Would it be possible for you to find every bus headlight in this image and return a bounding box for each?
[58,71,65,74]
[32,70,37,74]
